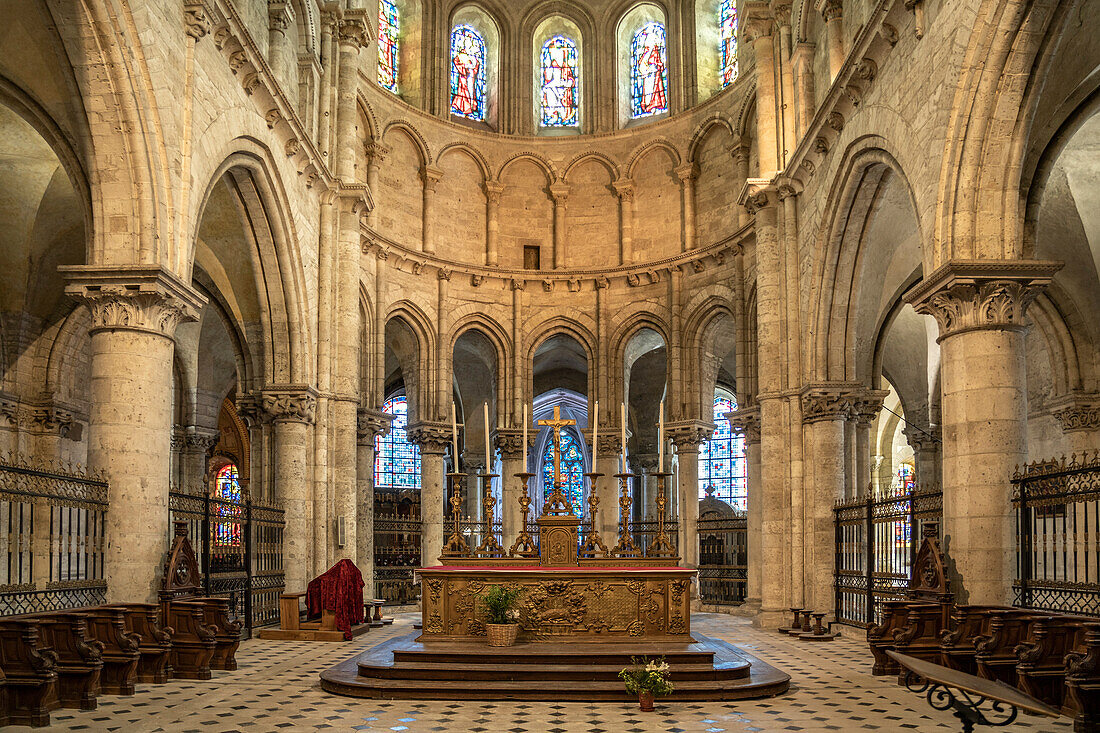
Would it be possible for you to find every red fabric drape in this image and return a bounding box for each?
[306,559,365,640]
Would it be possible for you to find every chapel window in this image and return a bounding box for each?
[699,392,746,510]
[541,427,586,516]
[630,21,669,118]
[375,394,421,490]
[450,24,487,121]
[540,35,579,127]
[378,0,400,92]
[212,463,243,548]
[719,0,738,86]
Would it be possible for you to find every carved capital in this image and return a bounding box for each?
[729,139,751,166]
[365,141,389,166]
[674,163,698,184]
[184,1,215,39]
[406,421,452,454]
[420,165,443,191]
[738,180,777,215]
[261,386,318,424]
[850,390,889,427]
[493,428,529,459]
[1051,394,1100,433]
[818,0,843,21]
[268,1,293,33]
[62,266,205,338]
[800,383,885,424]
[666,420,713,452]
[742,15,774,43]
[613,178,635,201]
[771,1,793,26]
[184,427,221,452]
[483,180,505,204]
[337,12,370,50]
[550,182,571,204]
[726,407,761,446]
[235,393,264,426]
[905,260,1062,341]
[357,407,393,444]
[903,423,941,452]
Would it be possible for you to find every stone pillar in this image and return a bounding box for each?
[261,387,318,594]
[744,13,779,177]
[550,183,570,269]
[774,2,796,166]
[181,427,219,490]
[1052,395,1100,454]
[268,1,295,93]
[729,407,761,612]
[792,43,816,140]
[484,180,505,267]
[357,408,392,596]
[675,164,698,252]
[851,405,879,499]
[635,454,660,520]
[730,141,751,228]
[903,424,942,490]
[907,261,1060,605]
[595,433,624,544]
[818,0,845,82]
[365,143,388,228]
[63,266,204,604]
[614,179,634,266]
[408,422,451,566]
[421,165,443,254]
[668,421,711,568]
[495,429,526,551]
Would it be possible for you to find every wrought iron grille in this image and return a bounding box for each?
[833,485,943,627]
[1012,452,1100,617]
[698,512,747,605]
[627,517,680,555]
[374,511,420,605]
[0,453,109,616]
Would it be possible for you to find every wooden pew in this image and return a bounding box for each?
[0,619,59,726]
[82,608,141,695]
[1064,622,1100,730]
[162,601,216,680]
[869,601,912,676]
[939,605,1003,675]
[891,601,952,681]
[33,613,103,710]
[108,603,173,684]
[1014,614,1092,709]
[192,597,242,671]
[974,609,1048,686]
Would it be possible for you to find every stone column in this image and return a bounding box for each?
[495,429,526,551]
[63,266,204,604]
[849,393,885,499]
[408,422,451,566]
[267,1,295,93]
[484,180,505,267]
[365,142,388,228]
[357,408,392,596]
[792,43,816,140]
[730,141,751,228]
[261,387,318,594]
[668,421,711,568]
[773,2,796,166]
[744,13,779,177]
[595,433,624,545]
[818,0,845,82]
[907,261,1060,605]
[729,407,761,612]
[635,454,660,520]
[614,179,634,266]
[903,424,942,490]
[675,164,698,252]
[421,165,443,254]
[181,427,219,491]
[1052,395,1100,454]
[550,183,570,269]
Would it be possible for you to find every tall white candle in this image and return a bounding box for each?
[658,401,665,472]
[483,402,490,472]
[522,408,528,471]
[450,401,459,471]
[620,402,627,474]
[592,400,599,474]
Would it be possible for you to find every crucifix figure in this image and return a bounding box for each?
[538,405,577,515]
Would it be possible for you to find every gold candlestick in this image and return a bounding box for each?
[610,472,640,557]
[508,472,538,557]
[441,472,470,557]
[647,471,676,558]
[475,472,504,557]
[579,472,609,558]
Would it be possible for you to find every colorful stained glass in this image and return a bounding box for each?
[540,35,579,126]
[719,0,738,87]
[378,0,399,92]
[630,21,668,118]
[213,464,242,547]
[450,25,487,120]
[541,427,586,516]
[699,394,747,510]
[895,462,915,493]
[375,394,421,490]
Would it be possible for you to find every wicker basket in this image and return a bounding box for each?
[486,623,518,647]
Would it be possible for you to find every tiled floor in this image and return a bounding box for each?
[14,612,1072,732]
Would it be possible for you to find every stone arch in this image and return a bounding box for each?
[446,1,505,127]
[450,314,512,421]
[563,152,620,181]
[356,96,381,142]
[438,142,492,180]
[498,151,556,182]
[626,138,682,178]
[385,303,435,423]
[687,114,736,163]
[684,297,737,421]
[382,120,432,165]
[521,1,597,134]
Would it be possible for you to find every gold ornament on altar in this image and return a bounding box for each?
[538,405,577,516]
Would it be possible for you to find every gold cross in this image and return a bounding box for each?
[537,405,577,488]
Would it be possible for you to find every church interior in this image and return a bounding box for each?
[1,0,1100,730]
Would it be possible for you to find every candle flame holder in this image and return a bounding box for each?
[610,472,640,558]
[475,473,504,557]
[508,472,538,557]
[441,472,470,557]
[647,471,677,558]
[579,472,609,558]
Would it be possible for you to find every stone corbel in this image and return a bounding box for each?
[260,386,319,424]
[61,266,206,338]
[357,407,394,445]
[184,0,215,39]
[904,0,926,39]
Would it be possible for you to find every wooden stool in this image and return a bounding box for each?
[786,609,813,635]
[365,599,392,627]
[799,612,840,641]
[778,607,804,633]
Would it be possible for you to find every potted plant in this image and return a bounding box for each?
[618,656,674,711]
[481,584,522,647]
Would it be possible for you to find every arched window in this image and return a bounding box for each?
[719,0,737,86]
[378,0,400,92]
[540,35,579,127]
[630,21,668,118]
[450,25,487,120]
[375,394,421,489]
[213,464,243,548]
[699,392,746,510]
[541,428,586,516]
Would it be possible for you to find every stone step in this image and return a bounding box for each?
[360,660,750,682]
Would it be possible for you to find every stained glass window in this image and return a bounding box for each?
[719,0,738,86]
[213,464,243,547]
[375,394,421,489]
[540,35,579,126]
[378,0,399,92]
[699,394,746,510]
[541,427,586,516]
[450,25,487,121]
[630,21,668,118]
[894,462,915,493]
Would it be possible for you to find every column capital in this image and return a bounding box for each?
[674,163,698,183]
[817,0,843,21]
[184,426,221,452]
[905,260,1062,341]
[184,1,215,39]
[337,10,371,50]
[728,138,751,165]
[365,141,389,165]
[268,0,293,33]
[726,406,761,446]
[799,383,886,424]
[902,423,941,451]
[666,420,713,452]
[1051,393,1100,433]
[62,266,206,338]
[770,1,793,26]
[850,390,889,428]
[738,179,778,214]
[357,407,394,445]
[741,6,774,43]
[549,182,571,203]
[420,165,443,191]
[483,180,505,203]
[261,386,318,424]
[406,421,452,454]
[493,428,530,459]
[612,178,635,201]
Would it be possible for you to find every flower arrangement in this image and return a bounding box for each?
[481,584,522,625]
[619,656,674,709]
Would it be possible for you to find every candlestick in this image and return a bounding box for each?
[522,408,528,472]
[620,402,627,473]
[450,401,459,471]
[483,402,490,470]
[592,400,599,475]
[658,401,665,472]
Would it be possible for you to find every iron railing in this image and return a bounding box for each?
[698,512,747,605]
[374,511,420,605]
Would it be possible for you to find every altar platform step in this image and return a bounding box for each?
[321,632,790,701]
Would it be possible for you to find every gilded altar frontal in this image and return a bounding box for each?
[2,0,1099,728]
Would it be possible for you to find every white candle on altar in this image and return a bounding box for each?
[522,408,528,471]
[450,401,459,471]
[483,401,490,472]
[592,400,599,474]
[658,401,665,472]
[620,402,627,474]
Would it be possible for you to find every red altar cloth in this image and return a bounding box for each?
[306,559,365,640]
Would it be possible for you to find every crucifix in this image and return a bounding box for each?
[538,405,577,515]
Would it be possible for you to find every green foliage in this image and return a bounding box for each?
[481,584,522,625]
[618,656,675,697]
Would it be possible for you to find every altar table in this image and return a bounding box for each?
[416,565,696,643]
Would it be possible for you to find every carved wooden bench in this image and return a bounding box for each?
[1014,614,1093,709]
[0,619,59,726]
[162,601,217,680]
[82,607,141,695]
[32,613,103,710]
[1064,622,1100,730]
[974,609,1048,686]
[869,600,912,676]
[192,597,242,671]
[107,603,173,684]
[938,605,1004,674]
